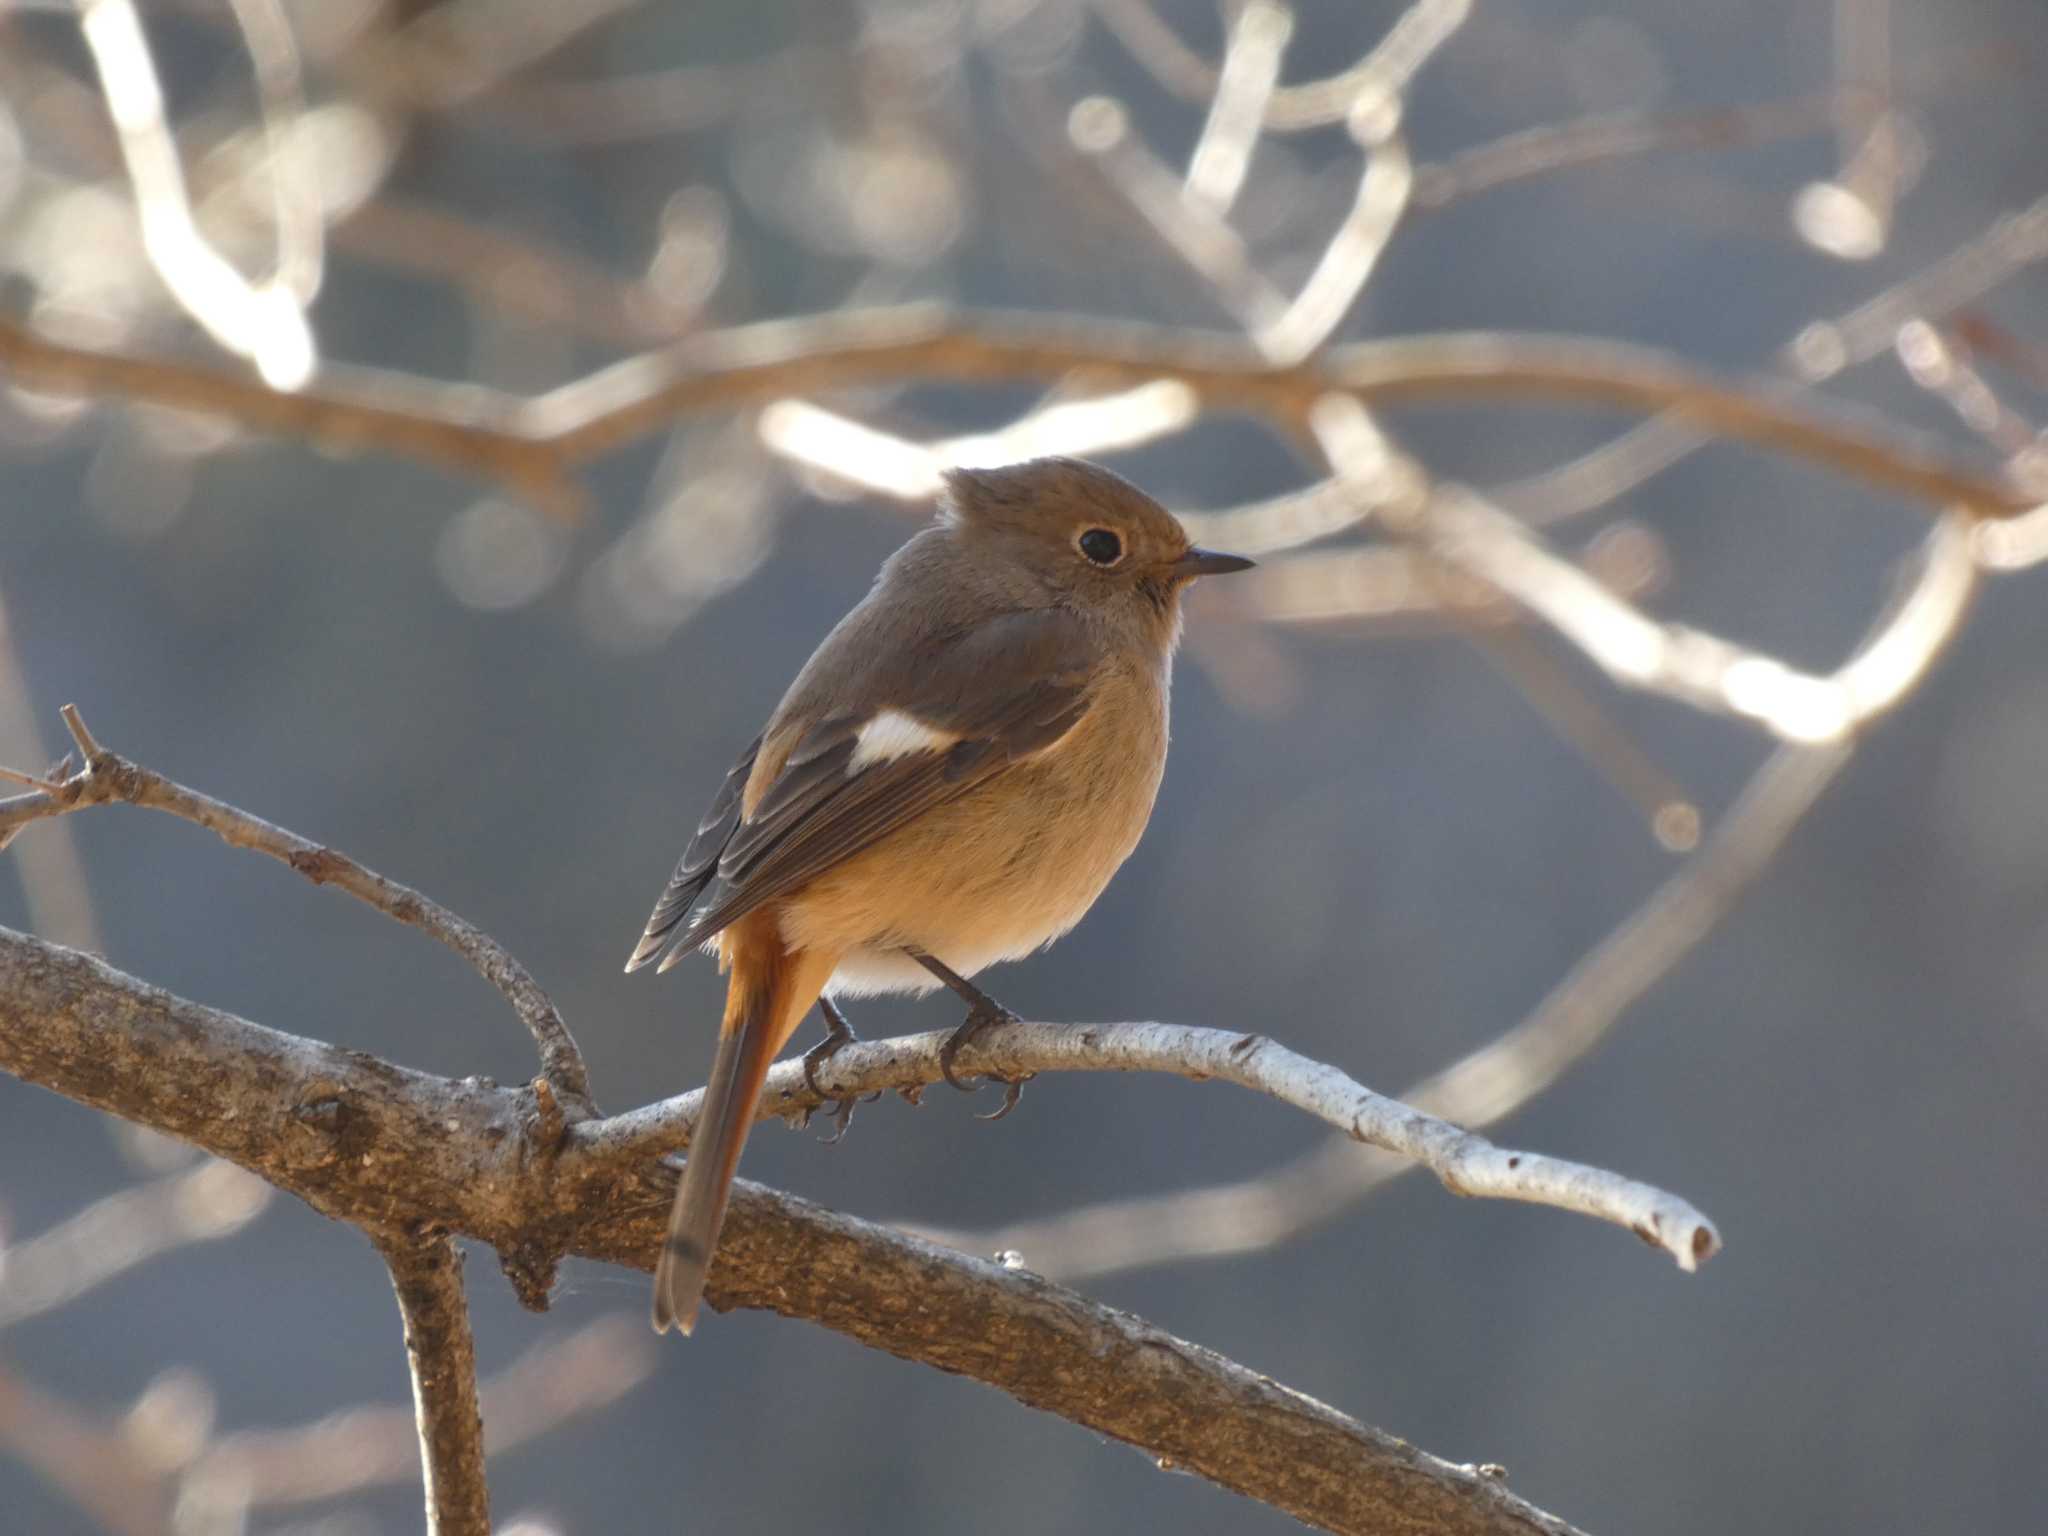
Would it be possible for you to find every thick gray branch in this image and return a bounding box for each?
[0,925,1587,1536]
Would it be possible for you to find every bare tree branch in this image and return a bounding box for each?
[591,1019,1719,1273]
[0,593,101,939]
[74,0,316,388]
[0,707,592,1109]
[371,1233,489,1536]
[0,924,1594,1536]
[0,310,2029,522]
[1096,0,1472,132]
[1312,396,1983,745]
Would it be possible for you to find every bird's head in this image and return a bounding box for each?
[940,457,1252,637]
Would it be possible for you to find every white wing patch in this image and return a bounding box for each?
[848,709,957,773]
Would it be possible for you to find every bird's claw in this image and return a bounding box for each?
[975,1072,1034,1121]
[939,1001,1025,1104]
[816,1089,880,1144]
[802,1032,854,1099]
[800,998,866,1142]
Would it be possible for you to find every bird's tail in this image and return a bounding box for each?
[653,915,831,1335]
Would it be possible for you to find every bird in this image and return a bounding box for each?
[625,455,1253,1335]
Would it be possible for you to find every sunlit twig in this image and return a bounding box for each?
[1256,130,1412,364]
[1318,391,1977,745]
[1095,0,1470,133]
[1894,320,2039,457]
[758,381,1198,500]
[1069,96,1288,332]
[1226,521,1665,623]
[1792,0,1901,261]
[75,0,316,388]
[1183,1,1291,218]
[224,0,323,305]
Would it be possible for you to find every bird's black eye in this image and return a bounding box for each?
[1077,528,1123,566]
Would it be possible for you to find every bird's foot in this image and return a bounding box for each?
[802,997,871,1143]
[939,1001,1034,1119]
[907,948,1035,1119]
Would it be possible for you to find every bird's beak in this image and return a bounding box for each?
[1171,547,1256,578]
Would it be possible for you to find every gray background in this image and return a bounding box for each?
[3,2,2045,1532]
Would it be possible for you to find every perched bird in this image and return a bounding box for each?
[626,456,1252,1334]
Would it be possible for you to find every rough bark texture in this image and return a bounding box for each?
[374,1235,491,1536]
[0,926,1584,1536]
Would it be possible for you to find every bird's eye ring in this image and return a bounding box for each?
[1077,528,1123,566]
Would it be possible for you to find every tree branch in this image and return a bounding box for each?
[1,707,592,1109]
[0,925,1594,1536]
[371,1233,490,1536]
[0,308,2028,521]
[586,1019,1719,1273]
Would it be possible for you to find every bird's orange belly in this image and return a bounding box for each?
[779,695,1166,997]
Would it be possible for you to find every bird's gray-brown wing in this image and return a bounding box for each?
[625,608,1096,973]
[624,733,761,971]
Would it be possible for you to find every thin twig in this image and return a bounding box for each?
[74,0,316,388]
[1453,613,1701,850]
[222,0,323,304]
[1314,394,1982,745]
[1412,93,1855,210]
[1183,1,1291,217]
[1226,522,1666,623]
[1067,95,1290,331]
[370,1233,489,1536]
[1095,0,1472,132]
[0,605,101,947]
[579,1019,1719,1272]
[0,319,584,520]
[759,382,1199,501]
[1,708,592,1107]
[1256,132,1413,365]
